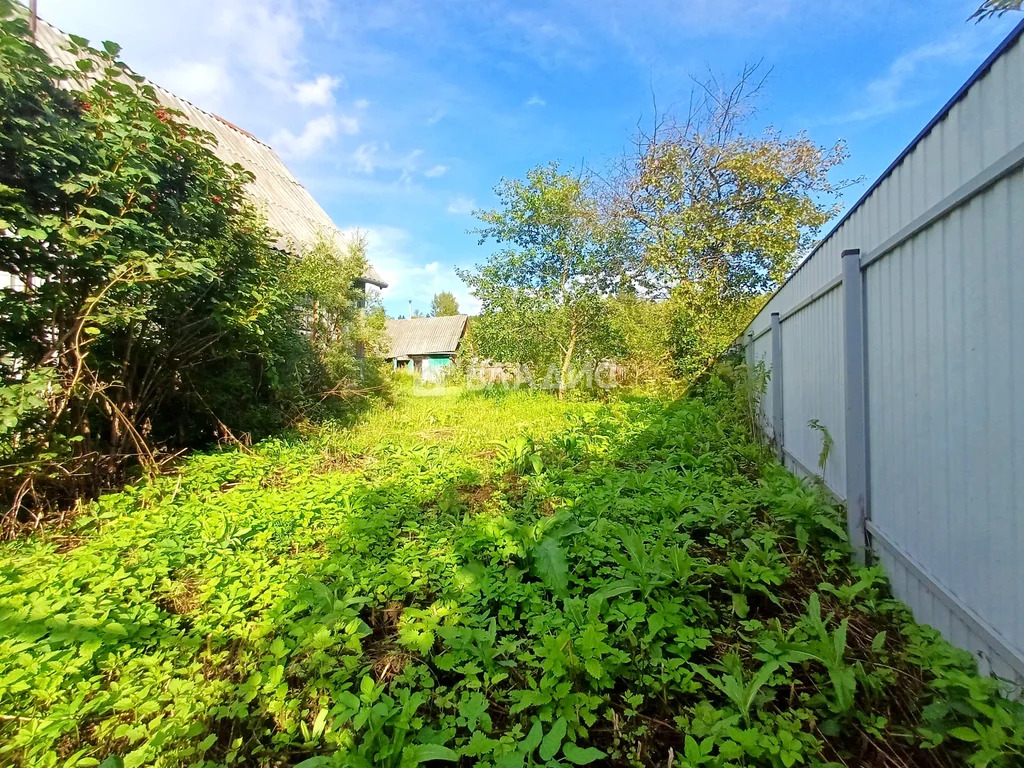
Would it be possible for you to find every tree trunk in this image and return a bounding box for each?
[558,333,576,400]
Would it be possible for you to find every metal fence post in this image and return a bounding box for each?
[745,332,754,371]
[770,312,784,463]
[842,248,869,562]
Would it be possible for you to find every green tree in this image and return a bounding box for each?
[614,65,848,379]
[972,1,1021,20]
[430,291,460,316]
[665,284,762,381]
[607,292,675,385]
[459,164,626,398]
[0,7,291,518]
[290,232,379,393]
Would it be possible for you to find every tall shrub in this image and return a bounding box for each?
[458,164,628,397]
[0,4,371,527]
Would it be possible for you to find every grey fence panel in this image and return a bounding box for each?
[778,287,847,498]
[741,22,1024,682]
[863,168,1024,679]
[750,331,775,441]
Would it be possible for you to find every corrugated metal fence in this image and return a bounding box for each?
[742,21,1024,682]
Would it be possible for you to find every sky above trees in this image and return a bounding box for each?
[31,0,1021,317]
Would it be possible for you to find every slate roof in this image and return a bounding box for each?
[31,16,386,288]
[384,315,469,359]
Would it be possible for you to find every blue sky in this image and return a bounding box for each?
[32,1,1021,317]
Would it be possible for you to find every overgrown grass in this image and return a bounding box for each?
[1,378,1021,767]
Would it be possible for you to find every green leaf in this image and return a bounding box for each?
[401,744,459,765]
[458,692,489,732]
[743,662,778,713]
[104,621,128,637]
[871,631,887,654]
[947,726,981,743]
[522,721,544,754]
[530,453,544,474]
[833,619,849,659]
[732,592,749,618]
[829,666,856,712]
[795,523,809,551]
[532,537,569,597]
[539,717,567,762]
[311,707,328,739]
[562,743,606,765]
[684,735,700,762]
[494,753,527,768]
[294,758,334,768]
[359,675,375,697]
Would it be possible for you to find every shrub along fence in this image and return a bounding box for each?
[742,20,1024,683]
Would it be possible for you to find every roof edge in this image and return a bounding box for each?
[32,13,389,292]
[35,15,277,152]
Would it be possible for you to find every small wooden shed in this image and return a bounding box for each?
[384,315,469,381]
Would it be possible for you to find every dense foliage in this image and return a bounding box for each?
[462,68,848,389]
[0,5,380,528]
[458,165,630,397]
[614,66,847,300]
[431,292,460,317]
[289,234,390,414]
[2,375,1021,767]
[2,9,1022,768]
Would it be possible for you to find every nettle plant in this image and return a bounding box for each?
[0,3,310,527]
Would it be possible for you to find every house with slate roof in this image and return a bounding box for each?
[384,315,469,381]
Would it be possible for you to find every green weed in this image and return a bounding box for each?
[1,383,1021,767]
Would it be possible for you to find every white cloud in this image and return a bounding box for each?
[426,109,446,126]
[833,36,979,124]
[398,149,424,182]
[273,114,344,157]
[161,60,232,110]
[350,144,428,179]
[208,0,306,95]
[336,114,360,134]
[502,10,591,70]
[424,164,448,178]
[35,0,352,157]
[351,142,380,173]
[354,98,370,110]
[446,196,476,215]
[525,95,546,107]
[295,74,342,106]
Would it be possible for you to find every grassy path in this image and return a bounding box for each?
[1,383,1021,767]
